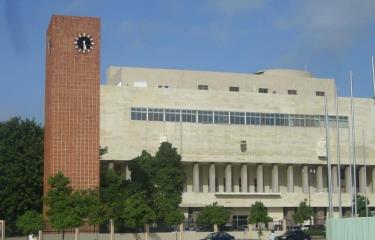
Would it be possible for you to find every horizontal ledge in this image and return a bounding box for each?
[214,192,281,196]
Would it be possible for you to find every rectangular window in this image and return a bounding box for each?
[288,89,297,95]
[131,107,147,120]
[214,111,229,124]
[229,86,239,92]
[316,91,325,96]
[198,110,213,123]
[148,108,163,121]
[165,109,180,122]
[197,84,208,90]
[258,88,268,93]
[246,112,260,125]
[181,110,197,123]
[230,112,245,124]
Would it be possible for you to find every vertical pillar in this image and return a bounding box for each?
[316,165,323,192]
[256,164,263,193]
[209,163,216,193]
[193,163,200,192]
[372,167,375,193]
[332,165,338,193]
[241,164,248,192]
[225,164,232,192]
[108,162,114,169]
[233,165,240,192]
[302,165,309,193]
[218,165,224,192]
[125,162,131,181]
[287,165,294,193]
[359,166,366,193]
[345,165,352,193]
[272,164,279,192]
[202,165,209,193]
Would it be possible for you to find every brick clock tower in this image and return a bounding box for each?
[44,15,100,201]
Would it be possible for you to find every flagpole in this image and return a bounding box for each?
[371,56,375,103]
[325,95,333,218]
[362,129,368,217]
[348,126,354,217]
[350,71,358,216]
[335,87,342,217]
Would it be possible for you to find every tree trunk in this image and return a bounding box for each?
[62,230,65,240]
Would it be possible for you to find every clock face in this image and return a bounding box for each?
[74,33,94,53]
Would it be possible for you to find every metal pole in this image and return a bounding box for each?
[362,129,368,217]
[325,96,333,218]
[350,71,358,216]
[335,86,342,217]
[348,127,354,217]
[371,56,375,103]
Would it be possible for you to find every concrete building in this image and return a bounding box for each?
[100,66,375,228]
[44,15,375,230]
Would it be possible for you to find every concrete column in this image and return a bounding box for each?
[108,162,114,169]
[332,165,338,193]
[193,163,200,192]
[218,165,224,192]
[202,165,209,193]
[372,167,375,193]
[302,165,309,193]
[345,165,352,193]
[256,164,263,193]
[287,165,294,193]
[272,164,279,193]
[241,164,248,193]
[359,166,366,193]
[316,165,323,192]
[233,165,240,192]
[125,162,131,180]
[209,163,216,193]
[225,164,232,192]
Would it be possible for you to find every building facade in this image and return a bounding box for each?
[100,66,375,228]
[44,15,375,230]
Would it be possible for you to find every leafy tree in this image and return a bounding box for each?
[122,193,155,229]
[100,167,127,231]
[45,172,88,240]
[0,117,44,235]
[196,202,230,231]
[293,199,313,225]
[128,142,186,226]
[83,190,107,239]
[357,194,371,217]
[249,201,272,240]
[16,210,44,235]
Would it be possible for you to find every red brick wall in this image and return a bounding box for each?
[44,15,100,199]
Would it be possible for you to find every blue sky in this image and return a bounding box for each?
[1,0,375,123]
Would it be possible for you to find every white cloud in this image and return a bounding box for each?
[281,0,375,52]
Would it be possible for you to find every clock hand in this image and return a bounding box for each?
[83,40,87,51]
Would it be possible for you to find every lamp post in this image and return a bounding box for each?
[308,168,316,226]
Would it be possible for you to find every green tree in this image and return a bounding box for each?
[45,172,87,240]
[83,190,107,239]
[100,166,127,231]
[16,210,44,235]
[128,142,186,226]
[293,199,313,225]
[357,194,371,217]
[0,117,44,235]
[196,202,230,231]
[152,142,186,225]
[249,201,272,240]
[122,193,155,229]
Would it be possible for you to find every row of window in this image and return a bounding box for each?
[197,84,325,96]
[131,107,349,128]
